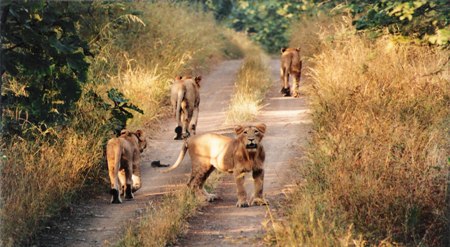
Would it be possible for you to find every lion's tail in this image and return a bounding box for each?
[160,141,188,173]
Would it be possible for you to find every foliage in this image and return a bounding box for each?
[106,88,143,135]
[227,0,303,53]
[348,0,449,45]
[1,1,90,134]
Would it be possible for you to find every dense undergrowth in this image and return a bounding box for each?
[269,15,449,246]
[0,2,240,246]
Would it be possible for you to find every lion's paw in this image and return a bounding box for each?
[236,200,249,208]
[250,197,268,206]
[125,186,134,200]
[110,189,122,204]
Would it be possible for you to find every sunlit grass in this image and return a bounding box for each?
[270,17,449,246]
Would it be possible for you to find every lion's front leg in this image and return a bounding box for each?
[250,168,267,206]
[234,170,248,207]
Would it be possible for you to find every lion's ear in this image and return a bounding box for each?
[135,130,145,140]
[120,129,130,136]
[281,47,287,53]
[255,123,266,134]
[296,47,300,52]
[234,125,244,135]
[195,76,202,87]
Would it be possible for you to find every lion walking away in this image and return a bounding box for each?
[162,124,268,207]
[106,129,147,203]
[170,76,201,140]
[280,47,302,97]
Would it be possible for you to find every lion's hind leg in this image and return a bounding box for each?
[188,163,217,202]
[107,141,122,204]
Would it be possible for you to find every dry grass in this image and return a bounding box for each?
[0,2,240,246]
[270,17,449,246]
[116,188,199,247]
[0,114,105,246]
[226,32,271,123]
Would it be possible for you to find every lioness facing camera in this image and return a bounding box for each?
[162,124,267,207]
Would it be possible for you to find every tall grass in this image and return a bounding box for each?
[271,17,449,246]
[226,32,271,123]
[0,110,106,246]
[0,2,238,246]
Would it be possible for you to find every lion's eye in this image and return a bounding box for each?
[255,130,259,134]
[244,131,248,134]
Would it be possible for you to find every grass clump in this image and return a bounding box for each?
[116,189,198,247]
[226,32,271,123]
[271,17,449,246]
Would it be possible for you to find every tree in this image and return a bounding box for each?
[1,1,90,135]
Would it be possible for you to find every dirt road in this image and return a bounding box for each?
[174,59,311,246]
[35,59,310,246]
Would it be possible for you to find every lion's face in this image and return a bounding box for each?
[235,124,266,151]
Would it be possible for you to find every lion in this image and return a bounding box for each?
[280,47,303,97]
[170,76,201,140]
[106,129,147,203]
[162,123,267,207]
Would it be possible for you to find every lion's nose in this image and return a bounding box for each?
[248,138,255,142]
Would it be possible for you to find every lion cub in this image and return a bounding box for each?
[170,76,201,140]
[162,124,267,207]
[280,47,302,97]
[106,129,147,203]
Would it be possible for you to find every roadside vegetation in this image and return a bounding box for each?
[268,9,449,247]
[1,2,239,246]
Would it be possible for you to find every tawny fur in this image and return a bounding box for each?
[106,129,147,203]
[170,76,201,140]
[162,124,267,207]
[280,47,302,97]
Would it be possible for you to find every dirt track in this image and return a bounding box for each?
[35,59,310,246]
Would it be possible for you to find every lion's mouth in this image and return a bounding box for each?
[246,143,257,149]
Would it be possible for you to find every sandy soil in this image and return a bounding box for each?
[34,59,311,247]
